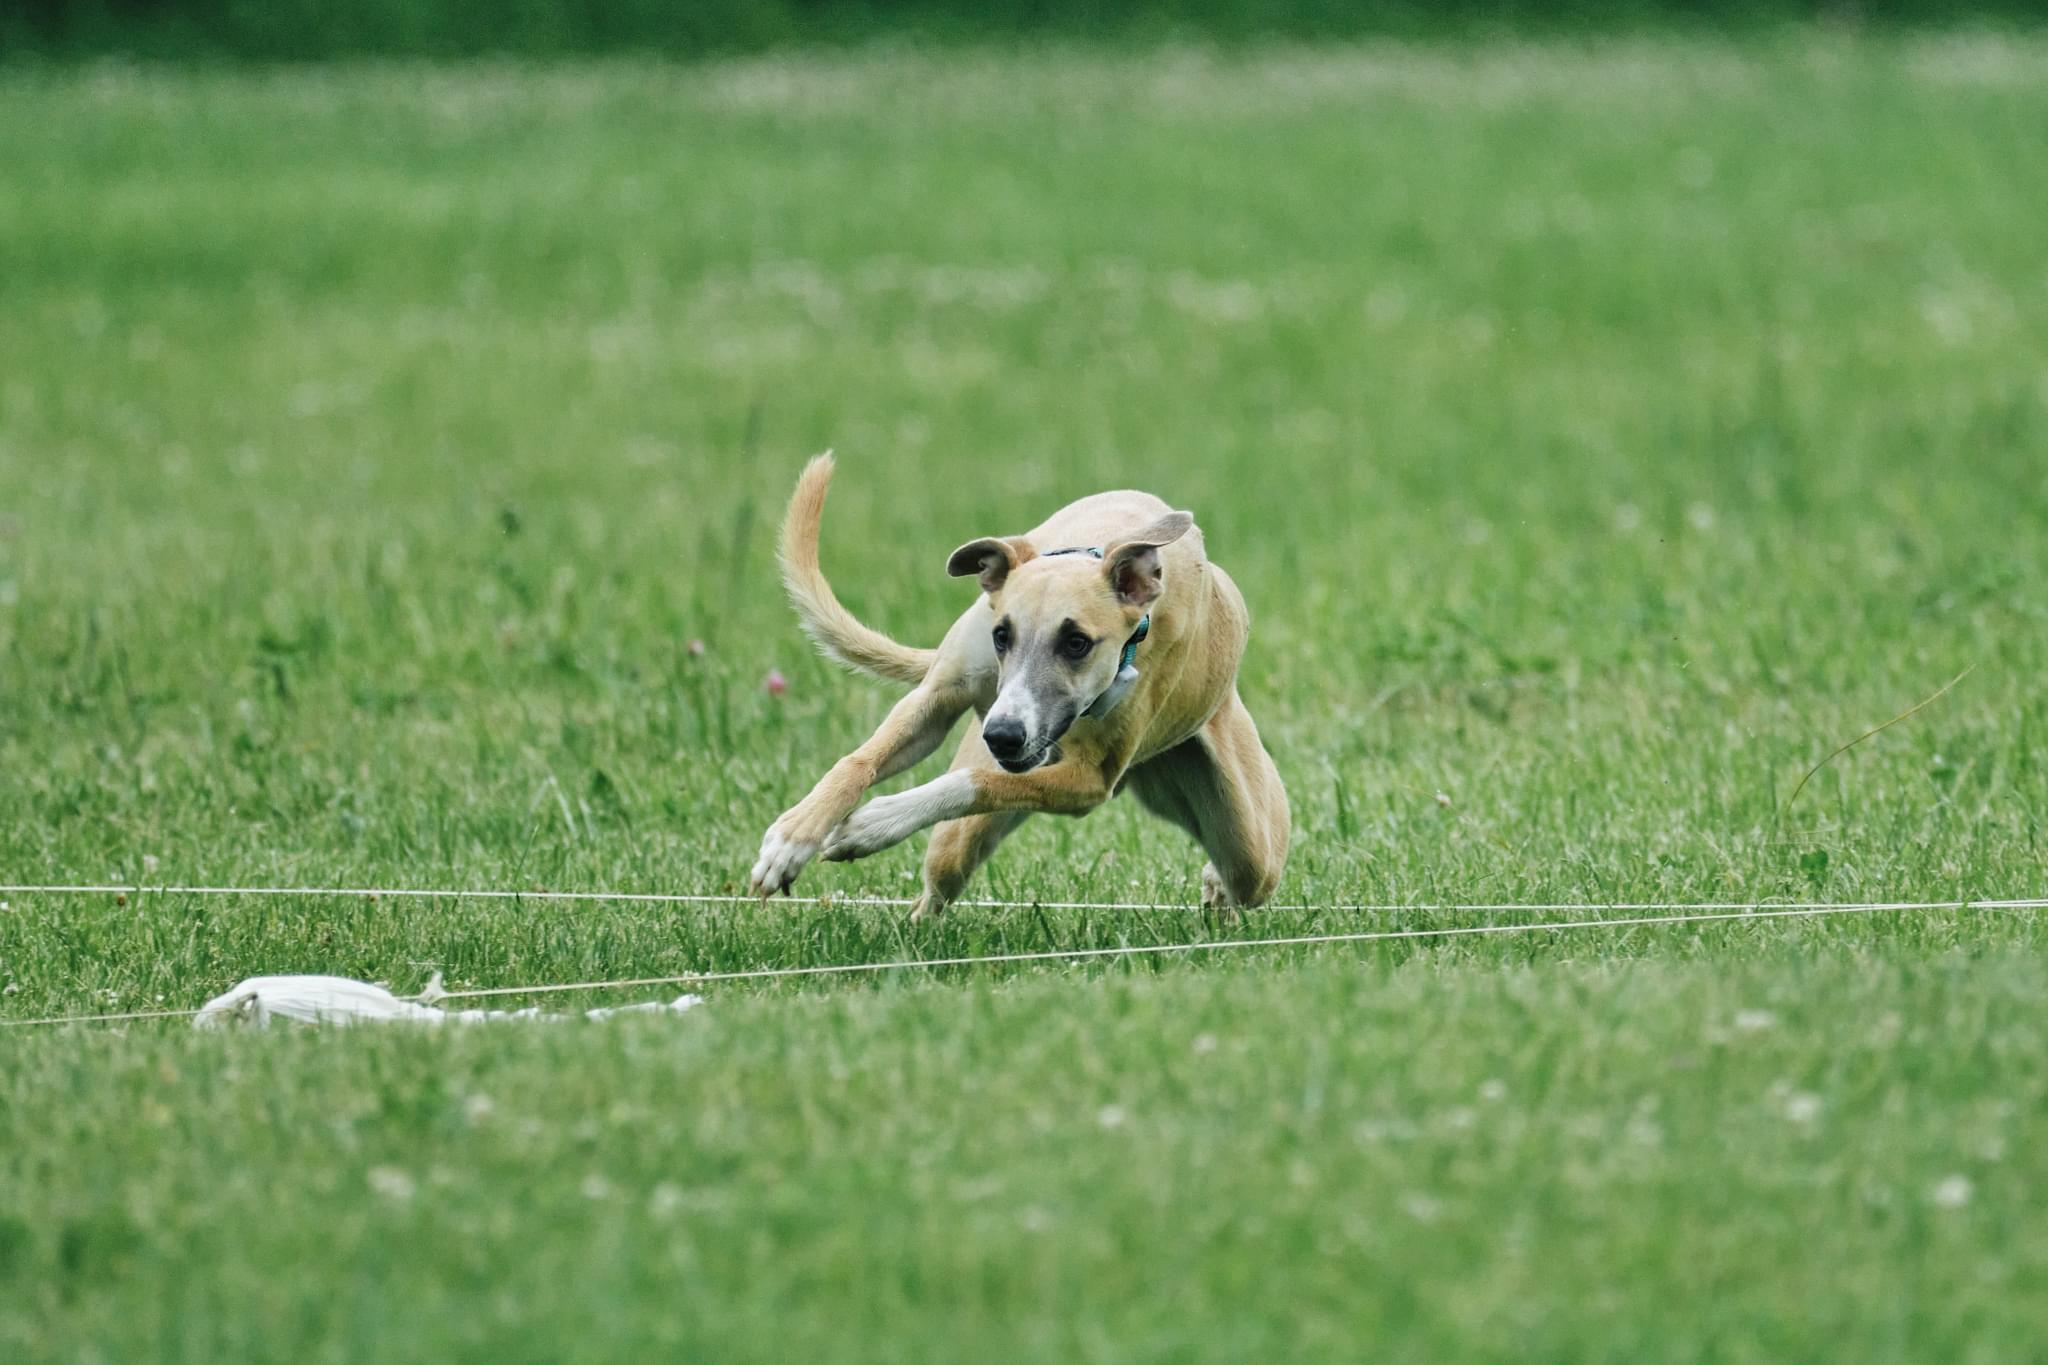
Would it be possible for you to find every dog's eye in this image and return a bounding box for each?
[992,624,1011,654]
[1060,633,1093,661]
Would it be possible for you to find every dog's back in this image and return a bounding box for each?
[1024,490,1197,562]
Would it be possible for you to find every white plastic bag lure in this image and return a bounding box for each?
[192,974,702,1029]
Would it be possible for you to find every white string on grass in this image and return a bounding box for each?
[420,900,2030,1002]
[1,895,2037,1029]
[5,883,2046,916]
[2,1005,213,1028]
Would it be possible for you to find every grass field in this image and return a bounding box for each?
[4,33,2048,1361]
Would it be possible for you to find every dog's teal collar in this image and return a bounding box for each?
[1044,546,1149,719]
[1085,613,1150,719]
[1116,614,1149,671]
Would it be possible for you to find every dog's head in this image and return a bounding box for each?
[947,511,1194,772]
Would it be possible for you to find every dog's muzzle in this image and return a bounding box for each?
[995,742,1060,775]
[986,712,1062,772]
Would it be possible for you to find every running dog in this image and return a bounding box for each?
[749,453,1289,918]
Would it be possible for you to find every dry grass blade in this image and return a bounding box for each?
[1780,665,1975,817]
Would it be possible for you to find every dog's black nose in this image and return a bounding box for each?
[983,719,1028,762]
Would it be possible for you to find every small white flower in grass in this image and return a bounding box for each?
[1920,292,1973,346]
[1096,1104,1129,1130]
[367,1166,416,1202]
[1434,791,1452,810]
[648,1183,684,1218]
[1401,1193,1441,1224]
[142,854,160,878]
[1734,1009,1777,1032]
[1781,1092,1823,1124]
[1933,1175,1973,1209]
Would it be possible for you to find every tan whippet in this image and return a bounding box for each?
[749,453,1289,918]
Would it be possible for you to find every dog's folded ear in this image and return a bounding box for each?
[1103,511,1193,607]
[946,536,1037,596]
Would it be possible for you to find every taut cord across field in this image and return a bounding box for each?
[5,883,2043,916]
[1,889,2040,1029]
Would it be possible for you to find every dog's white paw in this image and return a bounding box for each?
[750,824,819,898]
[821,795,919,863]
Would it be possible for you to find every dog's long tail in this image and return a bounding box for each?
[779,452,937,686]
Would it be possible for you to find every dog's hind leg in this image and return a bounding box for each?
[1125,690,1289,910]
[912,716,1029,920]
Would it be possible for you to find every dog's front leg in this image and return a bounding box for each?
[750,683,970,897]
[821,762,1113,864]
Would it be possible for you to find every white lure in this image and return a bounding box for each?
[192,974,703,1029]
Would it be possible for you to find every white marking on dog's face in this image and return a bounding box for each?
[980,559,1141,771]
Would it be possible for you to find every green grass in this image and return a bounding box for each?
[3,33,2047,1361]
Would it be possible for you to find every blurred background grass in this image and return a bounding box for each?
[9,0,2048,61]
